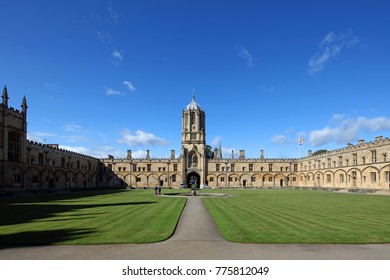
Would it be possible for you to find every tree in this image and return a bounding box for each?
[205,145,214,159]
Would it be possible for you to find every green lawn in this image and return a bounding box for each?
[2,189,389,245]
[202,189,390,244]
[0,190,186,245]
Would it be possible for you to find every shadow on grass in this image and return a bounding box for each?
[0,201,155,227]
[0,189,127,204]
[0,228,96,248]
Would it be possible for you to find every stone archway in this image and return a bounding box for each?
[187,172,200,189]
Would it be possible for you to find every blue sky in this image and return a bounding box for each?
[1,0,390,159]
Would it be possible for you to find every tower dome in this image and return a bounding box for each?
[185,90,203,111]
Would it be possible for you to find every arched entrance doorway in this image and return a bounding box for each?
[187,172,200,189]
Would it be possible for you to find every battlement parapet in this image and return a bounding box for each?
[299,136,390,161]
[27,140,98,160]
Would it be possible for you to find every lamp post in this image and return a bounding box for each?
[68,156,71,191]
[167,160,171,189]
[129,160,133,189]
[225,162,228,188]
[112,162,116,189]
[26,147,31,190]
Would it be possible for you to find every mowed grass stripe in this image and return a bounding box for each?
[203,190,390,243]
[0,190,186,244]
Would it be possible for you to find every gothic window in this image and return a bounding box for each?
[371,150,377,163]
[39,153,44,165]
[371,172,377,182]
[8,131,21,162]
[191,113,196,126]
[385,172,390,182]
[353,154,357,165]
[338,156,343,167]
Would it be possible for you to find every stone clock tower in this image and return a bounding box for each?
[181,91,206,188]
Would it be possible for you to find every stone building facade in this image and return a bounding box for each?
[1,85,389,192]
[103,93,390,191]
[1,86,102,192]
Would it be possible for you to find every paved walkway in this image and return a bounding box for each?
[1,196,390,260]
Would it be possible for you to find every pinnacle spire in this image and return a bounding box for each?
[22,95,28,113]
[192,89,195,100]
[2,85,9,106]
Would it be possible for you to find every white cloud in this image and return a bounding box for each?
[63,124,83,132]
[61,135,89,143]
[117,129,169,146]
[132,150,148,158]
[237,46,254,68]
[96,30,112,43]
[43,82,58,91]
[107,1,119,25]
[112,49,123,63]
[310,115,390,146]
[210,136,223,147]
[272,135,291,145]
[27,132,57,143]
[308,30,359,75]
[123,81,136,92]
[105,87,125,96]
[59,145,125,159]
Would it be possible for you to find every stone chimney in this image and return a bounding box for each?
[146,150,150,160]
[308,150,313,157]
[127,150,132,159]
[375,136,383,142]
[358,139,365,146]
[170,150,175,160]
[231,150,235,160]
[239,150,245,159]
[260,150,265,160]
